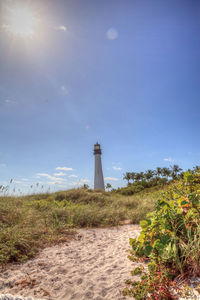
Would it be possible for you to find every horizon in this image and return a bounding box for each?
[1,0,200,193]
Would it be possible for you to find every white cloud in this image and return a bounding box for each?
[80,178,90,183]
[60,85,69,95]
[54,172,66,177]
[68,174,78,178]
[69,182,79,186]
[55,25,67,32]
[21,178,28,181]
[48,177,67,184]
[53,177,66,182]
[36,173,51,178]
[104,177,119,181]
[69,178,90,186]
[113,166,122,171]
[56,167,73,171]
[106,28,119,40]
[13,180,21,184]
[164,157,175,163]
[47,181,57,185]
[85,125,90,129]
[48,181,67,185]
[36,173,67,183]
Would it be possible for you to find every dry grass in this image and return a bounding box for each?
[0,187,164,266]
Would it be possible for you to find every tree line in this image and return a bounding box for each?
[115,165,199,195]
[123,165,184,186]
[123,165,200,185]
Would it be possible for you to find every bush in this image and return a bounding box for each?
[119,185,144,195]
[124,172,200,298]
[55,189,108,205]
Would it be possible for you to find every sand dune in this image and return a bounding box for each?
[0,225,141,300]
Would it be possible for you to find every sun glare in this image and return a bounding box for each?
[4,5,37,38]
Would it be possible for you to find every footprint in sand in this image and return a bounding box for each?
[76,278,83,285]
[0,225,140,300]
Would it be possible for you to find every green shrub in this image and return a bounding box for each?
[55,189,108,205]
[125,172,200,298]
[119,185,144,196]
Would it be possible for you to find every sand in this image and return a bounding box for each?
[0,225,141,300]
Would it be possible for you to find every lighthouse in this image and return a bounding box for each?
[94,142,105,190]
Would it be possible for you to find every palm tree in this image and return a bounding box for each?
[83,184,89,189]
[156,167,162,177]
[139,172,145,181]
[145,170,155,181]
[135,172,142,182]
[161,167,171,180]
[171,165,182,180]
[123,172,131,186]
[106,183,112,191]
[130,172,136,183]
[193,166,200,173]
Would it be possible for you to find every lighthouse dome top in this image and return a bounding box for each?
[94,142,100,148]
[94,142,102,154]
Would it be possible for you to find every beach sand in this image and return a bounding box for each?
[0,225,141,300]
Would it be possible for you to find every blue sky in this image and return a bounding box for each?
[0,0,200,193]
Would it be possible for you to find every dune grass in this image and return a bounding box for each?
[0,186,165,266]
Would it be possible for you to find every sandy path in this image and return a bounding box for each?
[0,225,141,300]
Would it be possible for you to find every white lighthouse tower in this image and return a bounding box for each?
[94,142,105,190]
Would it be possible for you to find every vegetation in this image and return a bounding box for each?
[106,183,112,191]
[0,186,162,266]
[120,165,190,195]
[123,165,185,184]
[1,163,200,299]
[123,171,200,299]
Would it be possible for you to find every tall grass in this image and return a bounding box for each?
[0,187,162,266]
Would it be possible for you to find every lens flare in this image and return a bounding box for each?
[4,5,37,38]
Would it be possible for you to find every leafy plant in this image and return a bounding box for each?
[125,171,200,299]
[131,266,144,276]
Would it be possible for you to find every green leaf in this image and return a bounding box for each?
[160,234,171,245]
[184,171,194,183]
[180,200,188,206]
[172,243,178,255]
[129,238,135,246]
[140,220,149,228]
[143,245,152,256]
[188,193,200,206]
[138,233,145,243]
